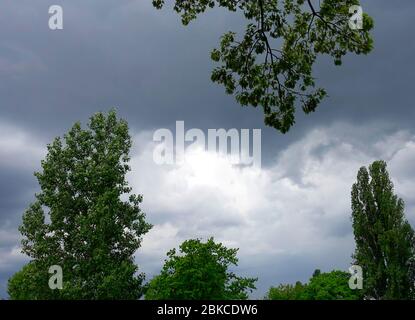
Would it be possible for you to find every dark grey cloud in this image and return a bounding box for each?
[0,1,410,147]
[0,170,37,222]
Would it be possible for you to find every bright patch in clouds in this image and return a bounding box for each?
[0,122,45,170]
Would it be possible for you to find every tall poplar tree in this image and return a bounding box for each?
[351,160,415,299]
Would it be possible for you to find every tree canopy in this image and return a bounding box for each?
[305,270,362,300]
[152,0,374,133]
[8,111,152,300]
[145,238,257,299]
[351,160,415,299]
[267,281,307,300]
[267,269,361,300]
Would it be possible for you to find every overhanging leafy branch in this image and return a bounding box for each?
[152,0,374,133]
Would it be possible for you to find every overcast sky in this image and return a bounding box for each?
[1,1,415,298]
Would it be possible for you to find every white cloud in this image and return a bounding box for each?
[0,122,46,170]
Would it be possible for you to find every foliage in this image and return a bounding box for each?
[8,111,152,300]
[305,270,362,300]
[351,160,415,299]
[267,269,361,300]
[267,281,307,300]
[8,262,50,300]
[145,238,257,299]
[152,0,374,133]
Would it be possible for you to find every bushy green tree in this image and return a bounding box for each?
[267,269,361,300]
[305,270,362,300]
[351,160,415,299]
[267,281,307,300]
[8,111,152,300]
[152,0,374,133]
[145,238,257,299]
